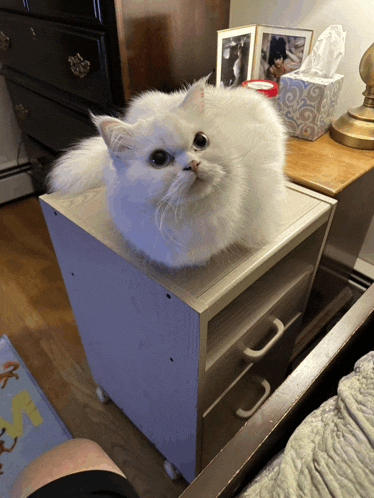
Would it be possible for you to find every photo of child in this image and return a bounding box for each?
[260,35,306,84]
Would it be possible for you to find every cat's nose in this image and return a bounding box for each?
[184,160,200,174]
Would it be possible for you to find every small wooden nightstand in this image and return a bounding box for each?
[39,182,336,482]
[286,133,374,274]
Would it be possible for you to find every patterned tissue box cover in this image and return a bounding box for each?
[277,72,344,141]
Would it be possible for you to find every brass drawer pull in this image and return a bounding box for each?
[242,317,285,363]
[235,376,271,419]
[15,104,29,120]
[68,53,90,79]
[0,31,10,50]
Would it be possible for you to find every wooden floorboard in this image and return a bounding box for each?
[0,195,189,498]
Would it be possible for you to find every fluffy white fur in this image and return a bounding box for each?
[48,78,287,268]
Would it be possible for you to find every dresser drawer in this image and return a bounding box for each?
[7,80,96,152]
[0,0,27,12]
[0,12,113,106]
[22,134,57,191]
[27,0,104,25]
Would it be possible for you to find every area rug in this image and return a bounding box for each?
[0,334,71,498]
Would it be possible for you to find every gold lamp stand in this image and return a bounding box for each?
[330,42,374,149]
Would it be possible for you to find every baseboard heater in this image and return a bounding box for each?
[0,158,35,205]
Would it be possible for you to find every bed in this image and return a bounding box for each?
[179,280,374,498]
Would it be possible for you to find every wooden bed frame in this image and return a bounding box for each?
[180,281,374,498]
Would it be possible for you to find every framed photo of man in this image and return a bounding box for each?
[216,25,256,88]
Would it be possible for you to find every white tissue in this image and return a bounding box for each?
[297,25,346,78]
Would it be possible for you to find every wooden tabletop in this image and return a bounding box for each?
[285,133,374,197]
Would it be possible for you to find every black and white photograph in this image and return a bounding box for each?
[216,26,256,87]
[253,26,313,83]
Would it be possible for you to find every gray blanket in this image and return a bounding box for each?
[238,351,374,497]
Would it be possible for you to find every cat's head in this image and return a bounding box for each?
[91,81,227,207]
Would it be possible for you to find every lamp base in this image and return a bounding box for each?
[330,104,374,149]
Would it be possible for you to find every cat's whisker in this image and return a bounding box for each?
[157,205,172,241]
[211,175,231,196]
[156,189,184,245]
[176,194,184,221]
[156,204,170,242]
[155,185,191,249]
[170,178,186,222]
[156,205,168,242]
[154,203,162,233]
[154,196,165,229]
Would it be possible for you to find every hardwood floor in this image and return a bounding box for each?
[0,195,189,498]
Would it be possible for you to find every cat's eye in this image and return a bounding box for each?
[149,149,173,168]
[193,132,209,150]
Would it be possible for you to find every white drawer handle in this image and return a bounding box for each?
[242,317,285,363]
[236,376,271,419]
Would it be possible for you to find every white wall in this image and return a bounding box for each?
[229,0,374,118]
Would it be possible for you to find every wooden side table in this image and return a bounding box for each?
[286,133,374,275]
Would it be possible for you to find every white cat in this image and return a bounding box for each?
[47,77,287,268]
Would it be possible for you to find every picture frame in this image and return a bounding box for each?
[216,25,313,87]
[216,25,256,88]
[254,25,313,83]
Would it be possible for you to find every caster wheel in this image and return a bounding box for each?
[164,460,181,480]
[96,386,111,404]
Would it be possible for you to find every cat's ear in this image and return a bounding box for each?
[90,113,133,155]
[179,82,205,116]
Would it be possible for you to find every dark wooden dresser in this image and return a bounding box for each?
[0,0,229,195]
[0,0,130,193]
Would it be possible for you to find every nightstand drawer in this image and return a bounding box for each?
[7,80,96,152]
[201,360,277,469]
[203,285,306,414]
[0,12,112,106]
[206,235,318,369]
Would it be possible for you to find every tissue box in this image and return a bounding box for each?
[277,72,344,141]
